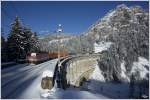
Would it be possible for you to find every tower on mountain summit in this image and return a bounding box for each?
[57,24,63,33]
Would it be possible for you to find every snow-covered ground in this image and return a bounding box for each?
[90,63,105,82]
[83,63,130,98]
[85,63,128,98]
[94,41,113,53]
[1,58,109,99]
[39,57,109,99]
[87,80,130,99]
[41,87,109,99]
[1,59,58,99]
[131,57,149,80]
[83,56,149,99]
[1,62,16,67]
[2,56,148,99]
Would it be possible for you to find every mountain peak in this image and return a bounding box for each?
[116,4,129,10]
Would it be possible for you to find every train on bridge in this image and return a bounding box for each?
[26,51,68,64]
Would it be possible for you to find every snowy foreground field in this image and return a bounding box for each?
[1,59,108,99]
[1,59,58,98]
[1,56,149,99]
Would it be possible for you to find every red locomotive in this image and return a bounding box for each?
[26,52,49,64]
[26,51,68,64]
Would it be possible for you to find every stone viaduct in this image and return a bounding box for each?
[58,54,101,89]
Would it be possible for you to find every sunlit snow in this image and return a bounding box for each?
[90,63,105,82]
[94,41,113,53]
[42,70,53,78]
[120,61,130,82]
[131,57,149,79]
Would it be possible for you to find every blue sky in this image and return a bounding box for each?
[1,1,149,38]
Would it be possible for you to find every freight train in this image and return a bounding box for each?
[26,51,68,64]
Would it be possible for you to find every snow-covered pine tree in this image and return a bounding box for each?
[7,16,24,61]
[7,16,40,61]
[29,32,40,52]
[22,26,33,55]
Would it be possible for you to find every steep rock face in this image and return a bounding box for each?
[85,4,149,82]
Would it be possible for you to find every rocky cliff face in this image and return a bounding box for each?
[85,4,149,82]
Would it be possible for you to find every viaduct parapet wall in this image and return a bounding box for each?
[65,55,100,87]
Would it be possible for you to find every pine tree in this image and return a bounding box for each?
[7,16,24,61]
[1,35,7,62]
[22,26,33,55]
[29,32,40,52]
[7,16,40,61]
[22,27,40,53]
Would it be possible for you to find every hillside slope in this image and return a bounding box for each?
[84,4,149,82]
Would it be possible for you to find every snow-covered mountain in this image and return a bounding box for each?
[48,37,74,44]
[38,32,82,54]
[38,32,75,42]
[38,4,149,82]
[84,4,149,82]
